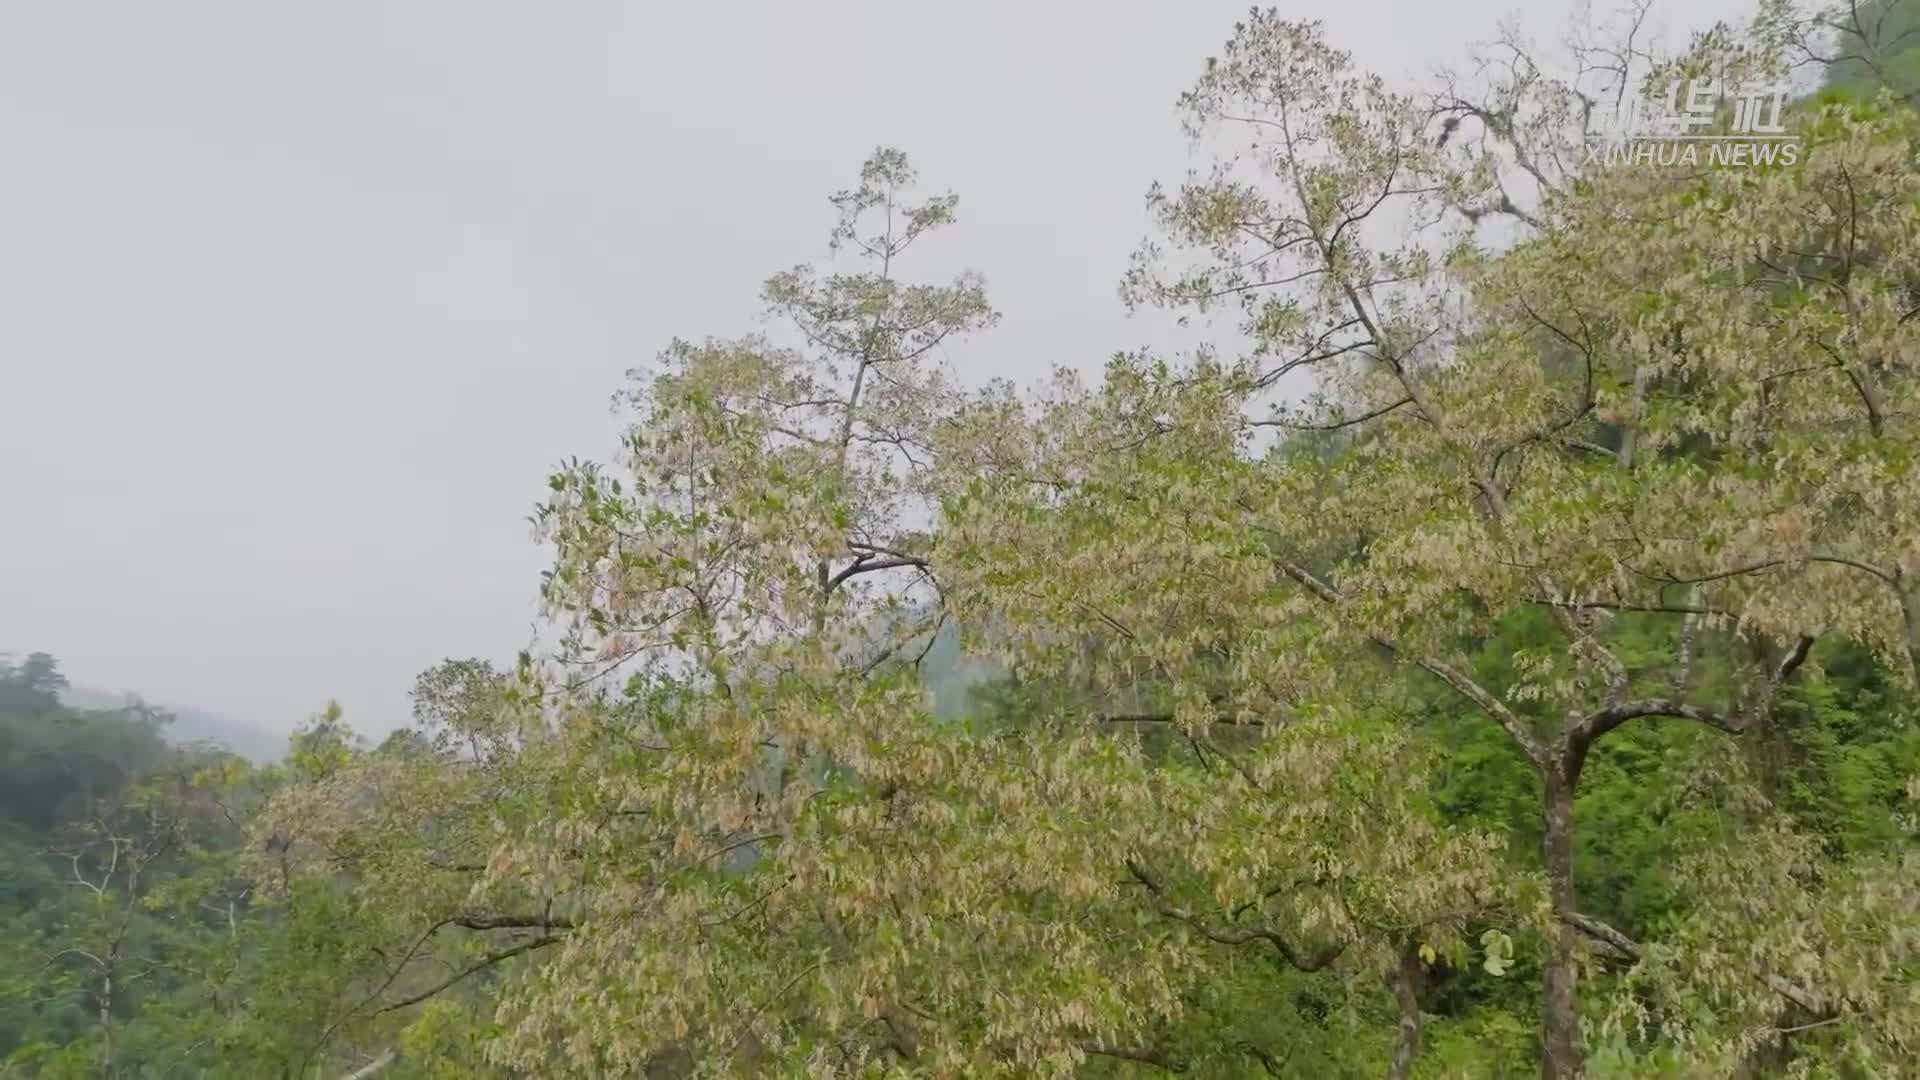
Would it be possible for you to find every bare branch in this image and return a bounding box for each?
[1251,396,1415,431]
[1567,635,1814,759]
[452,913,578,932]
[1127,860,1346,972]
[372,936,562,1015]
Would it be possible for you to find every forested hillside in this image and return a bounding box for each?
[6,1,1920,1077]
[53,686,284,766]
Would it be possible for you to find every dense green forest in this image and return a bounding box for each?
[7,1,1920,1077]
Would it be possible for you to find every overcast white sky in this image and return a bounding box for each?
[0,1,1759,738]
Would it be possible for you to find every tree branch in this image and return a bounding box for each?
[1559,911,1829,1017]
[338,1048,397,1080]
[828,554,928,591]
[1126,860,1346,972]
[1558,911,1639,961]
[1080,1042,1188,1073]
[372,935,563,1015]
[1251,396,1413,431]
[452,913,577,931]
[1568,635,1813,753]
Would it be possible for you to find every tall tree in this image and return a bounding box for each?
[938,10,1920,1077]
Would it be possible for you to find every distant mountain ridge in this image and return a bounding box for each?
[59,685,286,763]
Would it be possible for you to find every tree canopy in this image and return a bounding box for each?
[6,2,1920,1077]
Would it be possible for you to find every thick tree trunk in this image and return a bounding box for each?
[1540,768,1581,1079]
[1386,943,1425,1080]
[1896,577,1920,686]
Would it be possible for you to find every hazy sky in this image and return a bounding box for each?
[0,1,1758,738]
